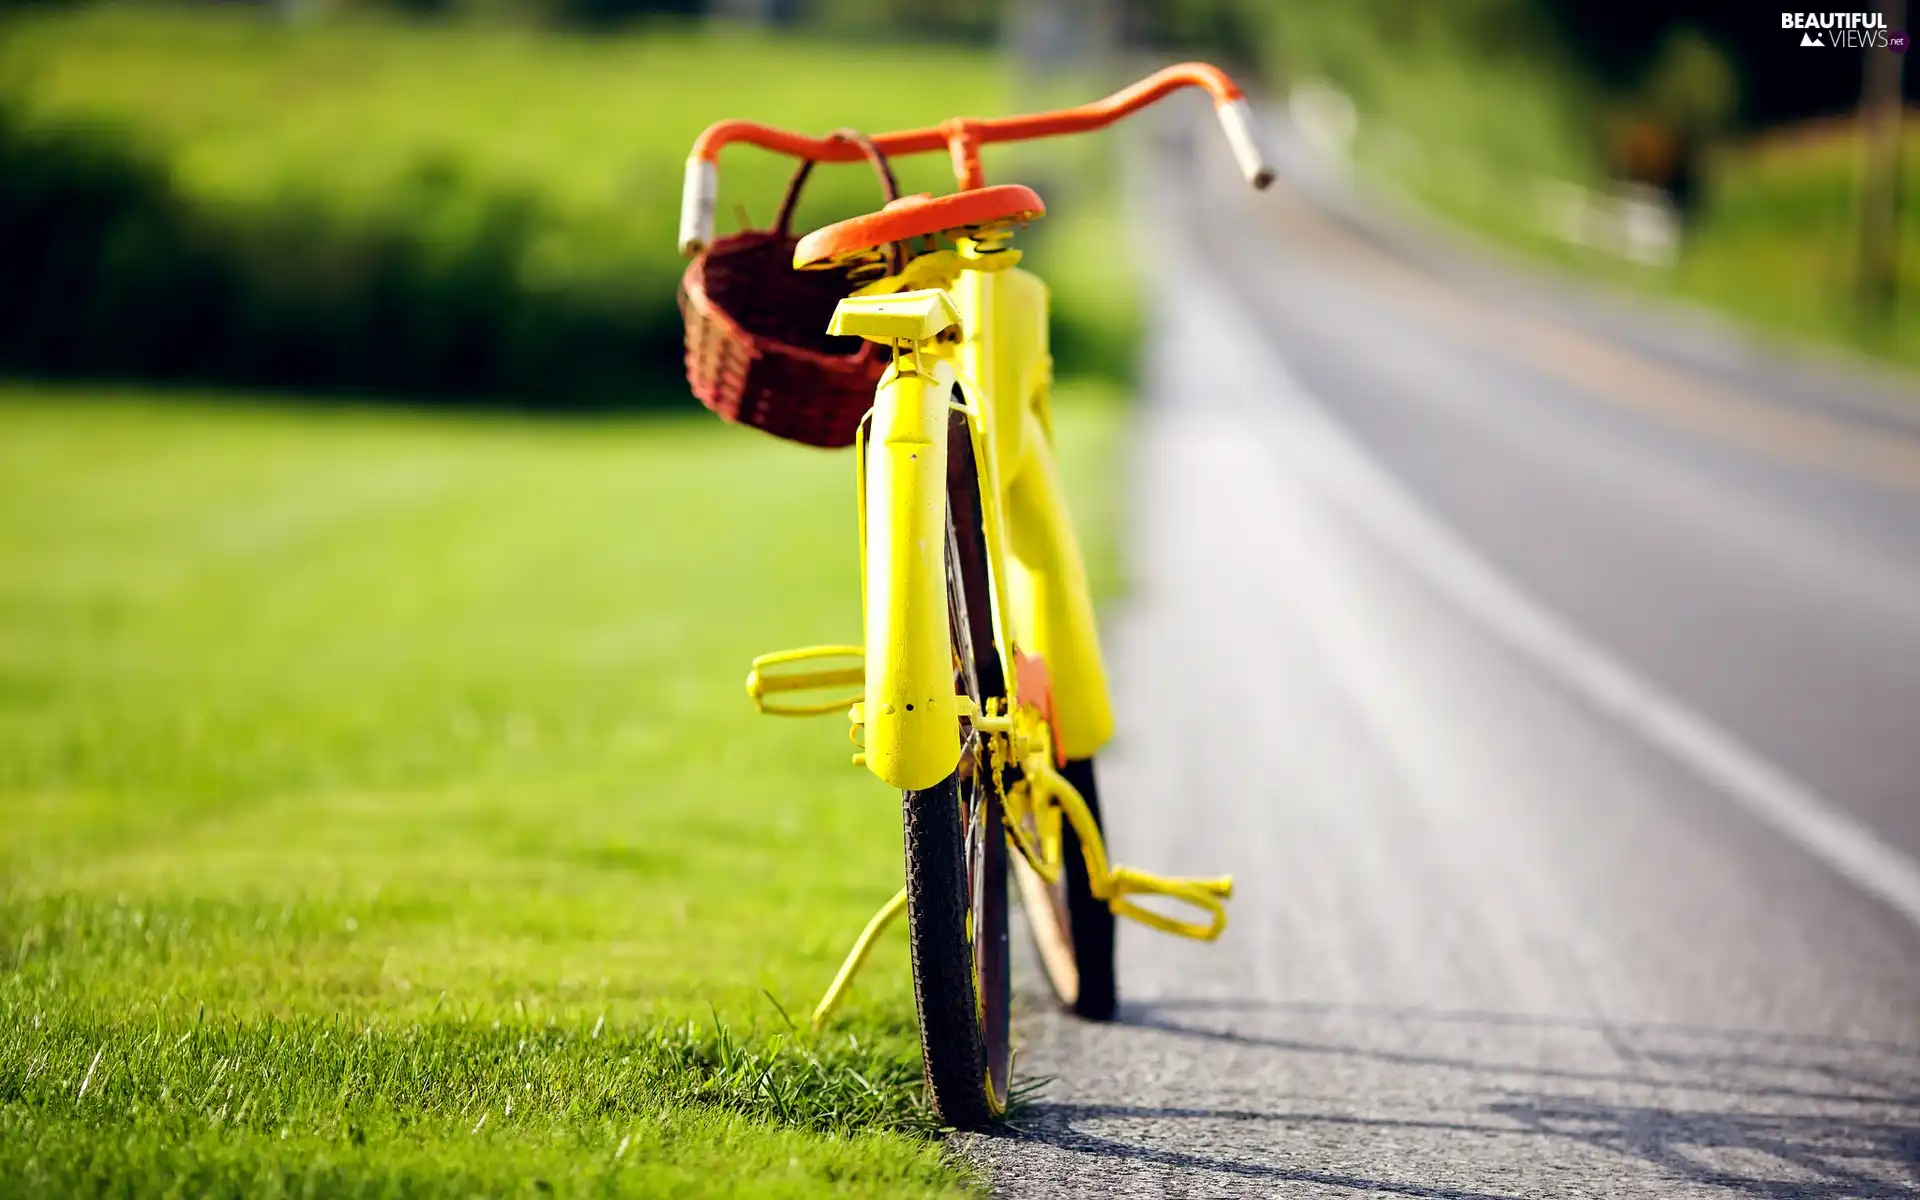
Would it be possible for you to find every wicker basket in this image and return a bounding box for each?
[679,131,903,449]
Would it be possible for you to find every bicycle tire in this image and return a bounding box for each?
[902,405,1011,1129]
[1013,756,1118,1021]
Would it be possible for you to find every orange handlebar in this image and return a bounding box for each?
[678,62,1271,257]
[690,61,1242,169]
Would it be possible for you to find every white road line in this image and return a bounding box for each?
[1166,255,1920,934]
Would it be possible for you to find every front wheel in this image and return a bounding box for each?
[902,409,1011,1129]
[903,763,1009,1129]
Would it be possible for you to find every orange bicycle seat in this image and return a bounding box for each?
[793,185,1045,269]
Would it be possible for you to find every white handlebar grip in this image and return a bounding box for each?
[678,157,718,258]
[1216,98,1276,190]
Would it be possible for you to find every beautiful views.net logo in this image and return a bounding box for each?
[1782,11,1900,48]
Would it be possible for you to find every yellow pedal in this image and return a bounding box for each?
[745,645,864,717]
[827,289,962,344]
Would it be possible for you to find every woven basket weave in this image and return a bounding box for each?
[679,131,902,449]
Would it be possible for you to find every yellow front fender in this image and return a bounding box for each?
[861,357,961,792]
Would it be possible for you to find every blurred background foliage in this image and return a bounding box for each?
[0,9,1105,408]
[0,0,1914,408]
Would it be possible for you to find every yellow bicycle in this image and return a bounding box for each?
[678,63,1272,1129]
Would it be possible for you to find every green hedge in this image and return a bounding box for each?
[0,102,684,408]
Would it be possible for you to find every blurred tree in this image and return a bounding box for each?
[802,0,1001,42]
[1607,27,1736,217]
[1641,27,1738,140]
[1857,0,1906,313]
[1539,0,1918,127]
[709,0,800,23]
[553,0,698,27]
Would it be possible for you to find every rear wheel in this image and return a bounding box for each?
[902,406,1011,1129]
[1013,756,1118,1021]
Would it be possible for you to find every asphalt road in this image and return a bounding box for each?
[977,122,1920,1197]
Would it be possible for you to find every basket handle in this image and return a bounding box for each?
[773,129,905,274]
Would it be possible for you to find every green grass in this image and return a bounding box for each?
[1664,124,1920,371]
[0,384,1126,1195]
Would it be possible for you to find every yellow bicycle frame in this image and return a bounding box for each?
[840,248,1112,791]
